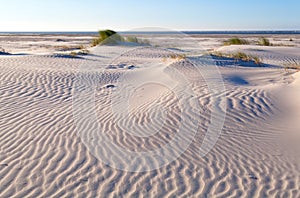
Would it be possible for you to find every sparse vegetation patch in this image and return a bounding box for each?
[284,59,300,71]
[92,30,123,46]
[258,37,272,46]
[224,37,249,45]
[210,51,262,65]
[91,29,150,46]
[0,47,10,55]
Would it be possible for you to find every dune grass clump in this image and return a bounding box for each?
[252,56,262,65]
[68,48,90,57]
[124,36,146,44]
[69,51,78,57]
[258,37,271,46]
[123,36,150,45]
[232,52,249,60]
[209,51,224,57]
[232,52,262,65]
[284,60,300,71]
[55,45,86,51]
[210,51,262,65]
[224,37,249,45]
[169,53,186,60]
[0,47,9,55]
[91,29,124,46]
[125,36,139,43]
[162,53,186,63]
[91,30,150,46]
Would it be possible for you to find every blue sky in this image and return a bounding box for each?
[0,0,299,31]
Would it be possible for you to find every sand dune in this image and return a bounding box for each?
[0,35,300,197]
[217,45,300,67]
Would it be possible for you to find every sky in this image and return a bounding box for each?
[0,0,299,31]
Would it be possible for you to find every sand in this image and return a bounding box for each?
[0,34,299,197]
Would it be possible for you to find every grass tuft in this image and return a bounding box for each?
[91,30,151,46]
[210,51,262,65]
[124,36,150,45]
[69,51,78,57]
[0,47,10,55]
[169,53,186,60]
[91,29,124,46]
[125,36,139,43]
[258,37,271,46]
[284,60,300,71]
[224,37,249,45]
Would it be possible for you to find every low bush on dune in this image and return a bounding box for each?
[224,37,249,45]
[258,37,272,46]
[91,29,149,46]
[92,29,124,46]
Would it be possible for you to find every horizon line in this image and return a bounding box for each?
[1,29,300,33]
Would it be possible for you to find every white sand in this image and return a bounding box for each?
[0,34,299,197]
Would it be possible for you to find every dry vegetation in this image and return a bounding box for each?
[54,45,87,51]
[161,53,187,63]
[169,53,186,60]
[224,37,278,47]
[224,37,249,45]
[211,51,262,65]
[0,47,9,55]
[284,59,300,71]
[258,37,271,46]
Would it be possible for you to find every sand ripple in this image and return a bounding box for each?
[0,45,299,197]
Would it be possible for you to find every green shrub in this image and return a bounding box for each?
[258,37,271,46]
[91,29,124,46]
[91,29,151,46]
[224,37,249,45]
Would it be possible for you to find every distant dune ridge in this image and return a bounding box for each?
[0,33,299,197]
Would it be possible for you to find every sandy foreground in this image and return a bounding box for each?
[0,34,300,197]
